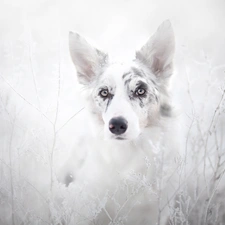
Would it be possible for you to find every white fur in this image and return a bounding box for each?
[60,20,180,225]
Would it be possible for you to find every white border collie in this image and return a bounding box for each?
[61,20,180,225]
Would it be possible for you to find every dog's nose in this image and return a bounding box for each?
[109,117,128,135]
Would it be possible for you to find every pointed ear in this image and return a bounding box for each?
[136,20,175,78]
[69,32,108,85]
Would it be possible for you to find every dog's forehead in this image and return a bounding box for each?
[100,62,147,84]
[103,63,132,78]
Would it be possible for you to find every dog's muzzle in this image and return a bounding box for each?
[108,117,128,135]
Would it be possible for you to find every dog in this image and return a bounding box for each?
[59,20,180,225]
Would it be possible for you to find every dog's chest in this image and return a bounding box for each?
[75,139,155,192]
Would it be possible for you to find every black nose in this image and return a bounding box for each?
[109,117,128,135]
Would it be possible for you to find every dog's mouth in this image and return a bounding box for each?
[115,136,127,141]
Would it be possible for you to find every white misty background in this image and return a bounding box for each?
[0,0,225,224]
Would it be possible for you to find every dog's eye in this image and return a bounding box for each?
[100,89,109,98]
[135,88,146,96]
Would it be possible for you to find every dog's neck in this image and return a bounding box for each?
[88,123,161,163]
[84,108,175,163]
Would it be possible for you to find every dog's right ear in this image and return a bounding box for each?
[69,32,108,85]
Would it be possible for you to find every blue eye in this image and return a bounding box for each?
[135,88,146,96]
[100,89,109,98]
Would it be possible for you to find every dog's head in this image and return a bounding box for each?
[69,20,175,141]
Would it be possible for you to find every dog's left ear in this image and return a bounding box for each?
[136,20,175,79]
[69,32,108,85]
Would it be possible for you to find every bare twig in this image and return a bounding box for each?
[56,107,85,134]
[0,74,53,125]
[204,169,225,225]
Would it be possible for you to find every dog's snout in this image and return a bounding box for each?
[109,117,128,135]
